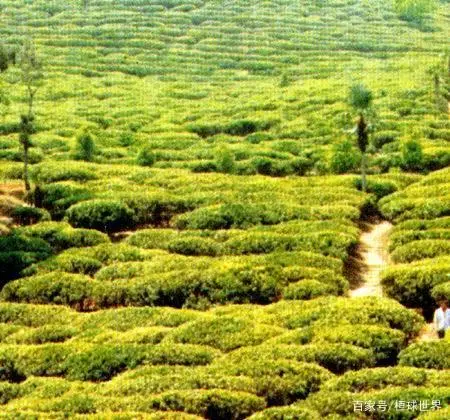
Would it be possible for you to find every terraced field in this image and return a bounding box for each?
[0,0,449,174]
[0,0,449,418]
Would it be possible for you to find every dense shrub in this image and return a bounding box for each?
[148,389,265,419]
[394,0,437,24]
[74,130,96,162]
[23,253,103,276]
[187,122,223,138]
[251,157,292,177]
[266,297,423,337]
[175,204,264,230]
[11,206,51,225]
[168,237,221,256]
[0,272,98,309]
[223,343,375,374]
[32,163,97,183]
[399,341,450,369]
[354,179,397,200]
[127,229,178,249]
[389,228,450,250]
[216,149,235,174]
[381,263,449,317]
[321,367,437,393]
[391,240,450,263]
[310,325,406,365]
[165,317,283,351]
[10,343,72,377]
[38,182,92,219]
[17,222,109,252]
[66,200,136,233]
[191,161,218,173]
[283,280,338,300]
[248,406,320,420]
[137,147,157,167]
[330,140,361,174]
[64,345,142,381]
[401,140,424,171]
[0,234,52,282]
[6,324,77,344]
[120,194,195,226]
[0,382,20,405]
[0,352,26,383]
[432,281,450,302]
[372,131,398,149]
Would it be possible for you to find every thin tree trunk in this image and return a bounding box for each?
[361,152,367,193]
[28,88,34,117]
[23,145,30,191]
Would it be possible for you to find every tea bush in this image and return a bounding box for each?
[0,233,52,282]
[221,343,375,374]
[321,366,441,393]
[64,345,143,381]
[391,240,450,263]
[398,341,450,369]
[17,222,109,252]
[164,316,284,351]
[66,200,136,233]
[381,261,450,315]
[147,389,265,419]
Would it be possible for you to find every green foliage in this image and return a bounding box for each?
[0,272,98,309]
[16,221,109,252]
[11,206,51,225]
[149,389,265,419]
[137,147,156,167]
[399,341,450,369]
[394,0,437,24]
[66,199,136,232]
[0,352,25,383]
[330,140,361,174]
[401,139,423,171]
[0,233,52,283]
[216,148,235,174]
[381,261,449,316]
[165,317,283,352]
[168,237,221,257]
[74,130,96,162]
[64,345,142,381]
[0,44,9,73]
[118,131,135,147]
[248,406,320,420]
[391,240,450,263]
[349,84,373,110]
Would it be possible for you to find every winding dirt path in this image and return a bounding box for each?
[349,221,393,298]
[349,220,437,341]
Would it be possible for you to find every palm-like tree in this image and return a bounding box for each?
[349,84,373,192]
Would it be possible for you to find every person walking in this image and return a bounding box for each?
[433,299,450,339]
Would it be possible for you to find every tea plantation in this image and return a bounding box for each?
[0,0,449,418]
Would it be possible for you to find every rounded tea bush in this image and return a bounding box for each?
[64,344,143,381]
[167,237,221,256]
[66,200,136,233]
[248,406,320,420]
[399,341,450,369]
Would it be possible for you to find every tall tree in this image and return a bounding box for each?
[17,39,43,191]
[348,84,373,193]
[18,114,34,191]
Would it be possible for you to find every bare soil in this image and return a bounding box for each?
[349,221,392,298]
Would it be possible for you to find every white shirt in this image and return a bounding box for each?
[434,307,450,331]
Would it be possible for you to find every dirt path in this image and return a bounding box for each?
[349,221,393,298]
[349,220,438,340]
